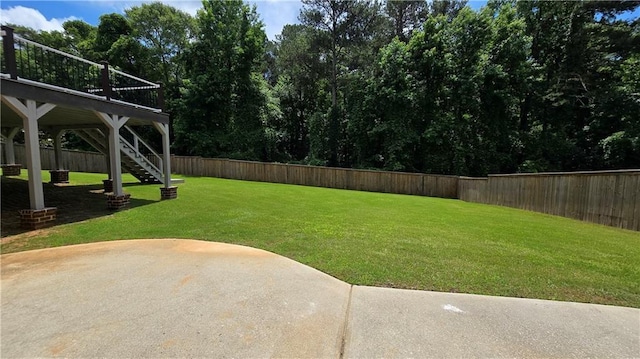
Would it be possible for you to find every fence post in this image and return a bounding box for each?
[1,26,18,80]
[100,61,111,100]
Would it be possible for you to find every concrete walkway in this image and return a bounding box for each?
[1,239,638,358]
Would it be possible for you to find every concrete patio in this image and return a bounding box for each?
[1,239,638,358]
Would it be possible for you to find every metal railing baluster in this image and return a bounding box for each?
[2,26,164,112]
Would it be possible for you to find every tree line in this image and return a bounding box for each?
[7,0,640,176]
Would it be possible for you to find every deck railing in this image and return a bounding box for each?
[1,25,164,111]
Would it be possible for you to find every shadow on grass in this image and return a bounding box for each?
[1,176,156,238]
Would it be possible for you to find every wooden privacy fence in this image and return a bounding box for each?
[3,144,107,173]
[458,170,640,231]
[3,144,638,231]
[171,156,459,198]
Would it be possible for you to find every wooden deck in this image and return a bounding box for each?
[1,77,168,129]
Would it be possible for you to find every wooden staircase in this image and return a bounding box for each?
[73,126,164,184]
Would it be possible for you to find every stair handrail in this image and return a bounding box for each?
[119,125,163,174]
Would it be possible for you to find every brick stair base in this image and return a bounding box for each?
[160,186,178,200]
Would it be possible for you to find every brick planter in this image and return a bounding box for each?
[2,164,22,176]
[107,193,131,210]
[103,179,113,193]
[160,186,178,200]
[19,207,57,230]
[49,170,70,184]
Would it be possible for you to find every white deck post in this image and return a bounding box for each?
[96,112,128,197]
[104,128,112,180]
[53,130,64,170]
[108,123,123,196]
[154,122,172,187]
[1,97,55,210]
[163,129,171,187]
[153,122,176,200]
[23,101,44,209]
[4,127,20,164]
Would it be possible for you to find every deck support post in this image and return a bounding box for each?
[23,101,45,209]
[2,96,55,209]
[103,126,112,188]
[153,122,176,199]
[3,127,21,164]
[53,130,64,170]
[2,127,22,176]
[96,111,129,209]
[1,96,58,229]
[49,130,69,184]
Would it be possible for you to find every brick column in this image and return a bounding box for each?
[19,207,57,229]
[103,179,113,193]
[2,164,22,176]
[160,186,178,200]
[49,170,69,184]
[107,193,131,210]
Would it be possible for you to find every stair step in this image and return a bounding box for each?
[76,129,164,185]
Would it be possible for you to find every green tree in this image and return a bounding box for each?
[174,0,269,160]
[359,39,417,170]
[385,0,428,41]
[300,0,386,166]
[93,13,152,75]
[273,24,327,161]
[430,0,468,19]
[125,2,195,86]
[62,20,98,60]
[95,13,132,55]
[516,0,640,172]
[124,3,195,144]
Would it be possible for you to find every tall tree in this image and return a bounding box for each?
[124,3,195,144]
[95,13,132,55]
[62,20,98,60]
[385,0,428,41]
[125,3,195,86]
[430,0,468,19]
[94,13,151,75]
[273,24,327,161]
[173,0,269,160]
[300,0,385,165]
[516,0,640,172]
[300,0,352,108]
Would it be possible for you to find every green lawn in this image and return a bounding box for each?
[3,171,640,308]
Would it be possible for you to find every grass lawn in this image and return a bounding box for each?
[2,171,639,308]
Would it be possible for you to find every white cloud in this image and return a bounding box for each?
[0,6,77,32]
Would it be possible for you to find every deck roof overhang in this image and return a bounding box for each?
[1,77,169,129]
